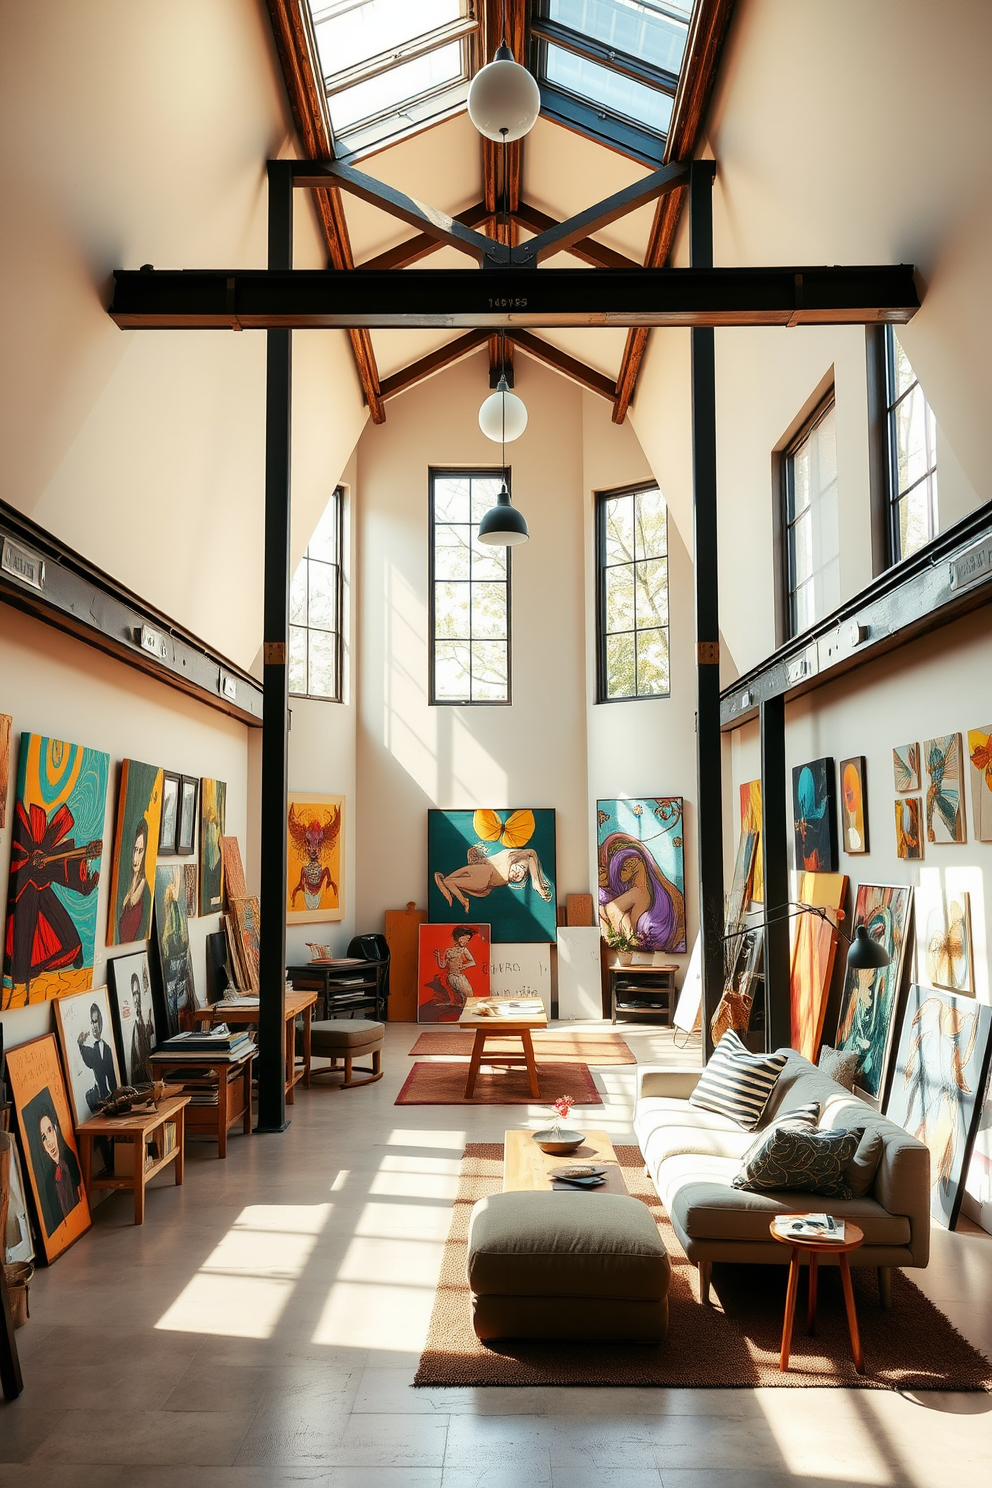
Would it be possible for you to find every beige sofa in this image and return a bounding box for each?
[634,1049,930,1306]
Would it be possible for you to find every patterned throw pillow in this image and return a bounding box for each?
[732,1125,861,1197]
[844,1127,884,1197]
[688,1030,788,1130]
[818,1043,860,1091]
[739,1101,820,1166]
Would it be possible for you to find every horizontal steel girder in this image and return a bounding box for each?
[109,265,919,331]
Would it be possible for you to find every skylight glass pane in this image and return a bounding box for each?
[549,0,688,75]
[312,1,461,80]
[545,43,673,134]
[329,40,462,133]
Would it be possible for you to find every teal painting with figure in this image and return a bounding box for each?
[597,797,686,953]
[428,808,557,943]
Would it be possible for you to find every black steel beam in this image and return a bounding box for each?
[109,264,920,331]
[513,162,689,265]
[760,695,790,1051]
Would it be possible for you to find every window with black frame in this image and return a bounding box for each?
[884,326,938,563]
[289,487,344,701]
[430,469,510,705]
[597,482,670,701]
[783,395,840,639]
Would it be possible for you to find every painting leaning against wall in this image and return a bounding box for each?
[428,809,557,943]
[199,777,227,915]
[834,883,912,1100]
[597,798,686,954]
[106,758,164,946]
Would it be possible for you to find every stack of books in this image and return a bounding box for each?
[154,1025,256,1064]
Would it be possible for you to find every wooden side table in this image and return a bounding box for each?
[457,998,548,1099]
[195,989,316,1104]
[770,1219,865,1373]
[149,1048,255,1157]
[77,1094,191,1225]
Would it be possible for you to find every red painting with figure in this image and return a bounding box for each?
[417,923,491,1023]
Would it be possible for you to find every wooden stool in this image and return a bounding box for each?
[309,1019,384,1089]
[770,1219,865,1373]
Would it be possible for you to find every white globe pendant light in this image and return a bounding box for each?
[479,375,528,443]
[467,43,540,143]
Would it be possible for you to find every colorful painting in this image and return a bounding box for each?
[107,759,164,945]
[596,798,686,954]
[839,756,868,855]
[428,808,557,943]
[417,922,491,1022]
[6,1034,91,1263]
[230,897,261,994]
[54,985,122,1126]
[2,732,109,1010]
[893,743,920,793]
[0,712,11,827]
[154,863,195,1036]
[967,727,992,841]
[287,793,344,923]
[740,780,763,903]
[183,862,198,920]
[790,871,848,1063]
[108,950,157,1084]
[198,778,227,914]
[885,985,992,1228]
[924,734,966,844]
[895,797,924,860]
[792,758,838,872]
[835,883,912,1099]
[724,828,758,978]
[0,1129,34,1265]
[916,879,973,996]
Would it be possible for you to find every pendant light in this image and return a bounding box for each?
[478,335,529,547]
[467,44,540,143]
[479,374,527,442]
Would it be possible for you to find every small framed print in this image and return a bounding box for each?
[178,775,198,856]
[159,770,181,856]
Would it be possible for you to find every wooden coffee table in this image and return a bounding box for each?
[503,1128,629,1195]
[458,997,548,1099]
[770,1218,865,1372]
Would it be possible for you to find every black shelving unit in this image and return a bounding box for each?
[287,960,388,1021]
[609,963,678,1025]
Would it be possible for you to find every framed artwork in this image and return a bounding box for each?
[184,861,198,919]
[792,758,838,872]
[835,883,913,1099]
[177,775,198,855]
[108,950,157,1085]
[967,727,992,841]
[739,780,763,903]
[839,756,868,854]
[0,1129,34,1265]
[417,922,491,1022]
[790,871,848,1063]
[107,758,164,945]
[221,836,248,902]
[287,793,344,923]
[158,770,181,856]
[428,808,557,943]
[885,985,992,1229]
[54,986,122,1126]
[893,743,920,793]
[199,777,227,914]
[0,711,11,828]
[154,864,195,1036]
[596,798,686,954]
[895,797,924,860]
[916,879,973,996]
[923,734,966,843]
[6,1034,91,1263]
[2,732,109,1010]
[230,897,261,994]
[724,828,758,978]
[489,943,552,1014]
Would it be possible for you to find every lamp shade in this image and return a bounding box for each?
[477,483,529,546]
[467,44,541,142]
[478,378,528,442]
[845,924,890,971]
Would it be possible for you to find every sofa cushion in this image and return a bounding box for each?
[688,1030,788,1129]
[733,1124,860,1198]
[818,1042,860,1091]
[844,1127,884,1198]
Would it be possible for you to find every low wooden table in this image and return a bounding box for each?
[771,1218,865,1373]
[195,989,317,1104]
[77,1094,190,1225]
[503,1128,629,1195]
[149,1047,256,1157]
[457,997,548,1099]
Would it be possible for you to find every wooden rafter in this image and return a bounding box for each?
[360,203,490,271]
[264,0,385,422]
[507,330,617,405]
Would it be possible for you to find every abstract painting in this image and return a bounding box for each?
[967,727,992,841]
[740,780,763,903]
[230,896,261,994]
[184,861,198,919]
[417,922,491,1022]
[893,743,920,793]
[6,1033,91,1263]
[835,883,912,1099]
[839,756,868,854]
[916,878,973,996]
[923,734,966,844]
[221,836,248,902]
[724,827,758,979]
[428,808,557,943]
[596,798,686,953]
[54,985,122,1126]
[895,797,924,860]
[287,793,344,923]
[792,758,838,872]
[154,863,195,1036]
[198,777,227,914]
[885,985,992,1228]
[0,1128,34,1265]
[2,732,109,1010]
[0,711,11,827]
[107,758,164,945]
[790,871,848,1063]
[108,950,157,1085]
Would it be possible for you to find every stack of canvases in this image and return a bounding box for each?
[218,837,260,994]
[0,721,228,1266]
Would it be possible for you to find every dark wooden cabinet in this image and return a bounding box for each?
[609,963,678,1025]
[287,960,388,1021]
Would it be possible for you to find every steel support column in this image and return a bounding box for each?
[760,694,790,1050]
[256,160,293,1133]
[690,161,723,1061]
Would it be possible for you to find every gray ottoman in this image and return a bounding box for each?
[467,1190,671,1341]
[310,1018,384,1089]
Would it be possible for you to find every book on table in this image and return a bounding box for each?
[773,1213,846,1242]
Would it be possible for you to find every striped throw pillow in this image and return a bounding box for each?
[688,1030,788,1130]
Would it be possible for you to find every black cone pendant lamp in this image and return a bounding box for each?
[477,333,529,547]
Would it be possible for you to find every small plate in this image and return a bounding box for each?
[550,1164,607,1180]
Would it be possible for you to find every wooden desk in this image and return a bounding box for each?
[196,989,317,1104]
[77,1094,190,1225]
[503,1128,629,1195]
[770,1219,865,1373]
[457,997,548,1099]
[149,1047,256,1157]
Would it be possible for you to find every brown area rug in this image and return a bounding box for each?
[395,1061,603,1107]
[409,1029,635,1065]
[415,1143,992,1391]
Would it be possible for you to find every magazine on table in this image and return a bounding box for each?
[773,1213,846,1242]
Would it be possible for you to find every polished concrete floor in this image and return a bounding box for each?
[2,1020,991,1488]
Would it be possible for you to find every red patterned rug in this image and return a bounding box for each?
[394,1060,603,1106]
[408,1029,635,1065]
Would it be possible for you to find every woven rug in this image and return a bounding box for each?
[409,1029,636,1065]
[415,1143,992,1391]
[395,1061,603,1107]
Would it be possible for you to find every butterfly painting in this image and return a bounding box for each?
[428,808,557,942]
[893,743,920,793]
[923,734,966,844]
[967,727,992,841]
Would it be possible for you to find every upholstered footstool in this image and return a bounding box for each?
[467,1190,671,1341]
[309,1019,384,1089]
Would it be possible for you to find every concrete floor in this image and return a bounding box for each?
[2,1020,991,1487]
